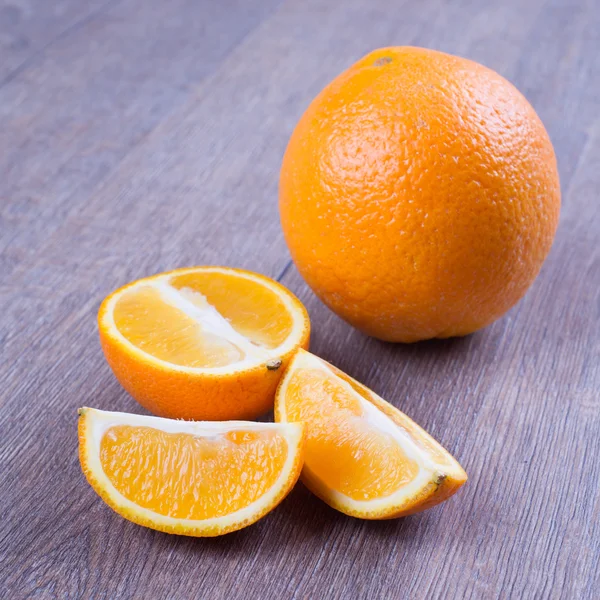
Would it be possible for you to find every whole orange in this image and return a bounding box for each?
[279,47,560,342]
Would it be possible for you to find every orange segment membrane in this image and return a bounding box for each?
[330,364,454,467]
[285,368,419,500]
[169,272,293,349]
[112,286,243,368]
[100,426,288,520]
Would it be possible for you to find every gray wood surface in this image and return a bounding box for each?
[1,0,598,598]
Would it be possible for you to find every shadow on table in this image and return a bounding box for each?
[377,331,479,357]
[136,481,440,566]
[312,312,495,370]
[205,483,430,545]
[273,482,438,542]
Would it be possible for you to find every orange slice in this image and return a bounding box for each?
[275,349,467,518]
[98,267,310,420]
[78,407,305,536]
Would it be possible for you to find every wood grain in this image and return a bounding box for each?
[0,0,113,84]
[1,0,598,598]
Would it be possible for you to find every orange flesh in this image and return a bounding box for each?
[170,272,293,349]
[112,273,294,369]
[100,426,288,520]
[113,286,242,368]
[284,368,419,500]
[330,364,454,467]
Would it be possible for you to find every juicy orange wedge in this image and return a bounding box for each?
[78,407,305,536]
[275,350,467,518]
[98,267,310,420]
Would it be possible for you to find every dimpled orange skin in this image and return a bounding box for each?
[280,47,561,342]
[99,331,303,421]
[98,269,311,421]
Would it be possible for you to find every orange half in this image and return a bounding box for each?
[98,267,310,420]
[275,349,467,518]
[78,407,305,536]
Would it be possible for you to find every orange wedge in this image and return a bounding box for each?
[98,267,310,420]
[78,407,305,536]
[275,350,467,518]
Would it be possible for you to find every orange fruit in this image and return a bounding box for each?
[275,349,467,518]
[280,46,561,342]
[78,407,305,536]
[98,267,310,420]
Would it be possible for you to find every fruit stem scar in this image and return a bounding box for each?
[373,56,393,66]
[266,359,282,371]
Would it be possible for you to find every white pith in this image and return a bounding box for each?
[154,279,271,364]
[81,408,303,529]
[278,351,457,512]
[101,267,307,374]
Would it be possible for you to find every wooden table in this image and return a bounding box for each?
[1,0,598,598]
